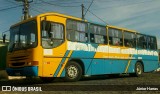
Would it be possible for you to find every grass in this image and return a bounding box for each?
[0,70,8,80]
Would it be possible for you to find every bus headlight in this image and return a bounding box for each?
[28,62,32,66]
[27,61,38,66]
[8,64,11,67]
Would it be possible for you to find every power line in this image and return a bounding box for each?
[92,0,154,11]
[31,0,91,8]
[84,0,94,17]
[0,5,22,12]
[30,7,42,14]
[48,1,91,4]
[6,0,17,4]
[39,0,80,7]
[84,7,109,25]
[2,30,9,35]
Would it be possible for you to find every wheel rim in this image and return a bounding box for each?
[136,64,142,74]
[67,65,78,79]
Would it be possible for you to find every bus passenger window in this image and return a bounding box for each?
[89,24,107,44]
[66,19,88,42]
[147,36,157,50]
[124,31,136,48]
[108,28,122,46]
[137,34,147,49]
[41,21,64,48]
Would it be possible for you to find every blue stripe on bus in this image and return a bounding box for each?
[6,66,38,76]
[59,48,158,77]
[53,50,70,77]
[60,50,96,77]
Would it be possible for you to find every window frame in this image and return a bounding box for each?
[147,35,157,50]
[41,20,65,48]
[137,33,147,49]
[66,19,88,43]
[108,27,123,46]
[89,23,107,44]
[9,20,38,52]
[123,31,136,48]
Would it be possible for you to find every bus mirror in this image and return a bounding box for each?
[3,34,6,43]
[45,21,51,32]
[42,21,51,32]
[42,20,46,31]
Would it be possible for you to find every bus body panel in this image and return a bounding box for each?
[6,66,38,76]
[6,12,159,79]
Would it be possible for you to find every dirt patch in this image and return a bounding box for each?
[0,70,8,80]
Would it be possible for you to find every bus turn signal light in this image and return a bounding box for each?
[27,61,38,66]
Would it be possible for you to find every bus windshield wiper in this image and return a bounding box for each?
[19,42,27,50]
[10,43,15,53]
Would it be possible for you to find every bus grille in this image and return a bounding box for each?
[10,56,28,61]
[9,55,29,67]
[11,62,25,66]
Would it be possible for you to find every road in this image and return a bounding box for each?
[0,72,160,94]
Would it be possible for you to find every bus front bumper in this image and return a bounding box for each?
[6,66,38,76]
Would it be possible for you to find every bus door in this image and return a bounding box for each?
[41,16,67,77]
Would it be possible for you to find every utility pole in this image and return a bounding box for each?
[23,0,30,20]
[15,0,33,20]
[81,4,85,20]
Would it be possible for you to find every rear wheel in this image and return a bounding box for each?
[130,62,143,77]
[65,61,82,82]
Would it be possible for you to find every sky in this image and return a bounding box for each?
[0,0,160,48]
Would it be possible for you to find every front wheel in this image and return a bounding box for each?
[64,61,82,82]
[130,62,143,77]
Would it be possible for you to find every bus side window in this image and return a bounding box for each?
[148,36,157,50]
[41,21,64,48]
[137,34,147,49]
[66,19,88,42]
[109,35,113,45]
[90,33,95,43]
[108,28,122,46]
[89,24,107,44]
[124,31,136,48]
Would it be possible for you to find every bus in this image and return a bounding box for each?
[5,12,159,82]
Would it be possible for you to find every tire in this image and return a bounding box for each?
[130,62,143,77]
[65,61,82,82]
[40,77,55,83]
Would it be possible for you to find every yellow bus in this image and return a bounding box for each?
[5,12,159,82]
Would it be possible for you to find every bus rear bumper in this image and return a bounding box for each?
[6,66,38,76]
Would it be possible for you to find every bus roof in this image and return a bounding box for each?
[107,25,137,33]
[10,12,138,34]
[10,12,87,28]
[38,12,83,21]
[10,16,37,28]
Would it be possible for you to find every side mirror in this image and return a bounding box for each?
[45,21,51,32]
[42,20,51,32]
[3,34,6,43]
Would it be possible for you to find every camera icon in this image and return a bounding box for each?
[2,86,11,91]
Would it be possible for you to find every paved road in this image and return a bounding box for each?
[0,72,160,94]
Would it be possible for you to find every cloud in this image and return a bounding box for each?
[1,0,160,48]
[91,0,160,23]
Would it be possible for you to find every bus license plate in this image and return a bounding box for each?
[15,72,21,76]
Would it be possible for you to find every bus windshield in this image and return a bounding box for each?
[9,20,37,52]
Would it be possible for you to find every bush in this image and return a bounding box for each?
[0,70,8,80]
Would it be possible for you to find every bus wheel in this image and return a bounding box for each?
[40,77,55,83]
[65,61,82,82]
[130,62,143,77]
